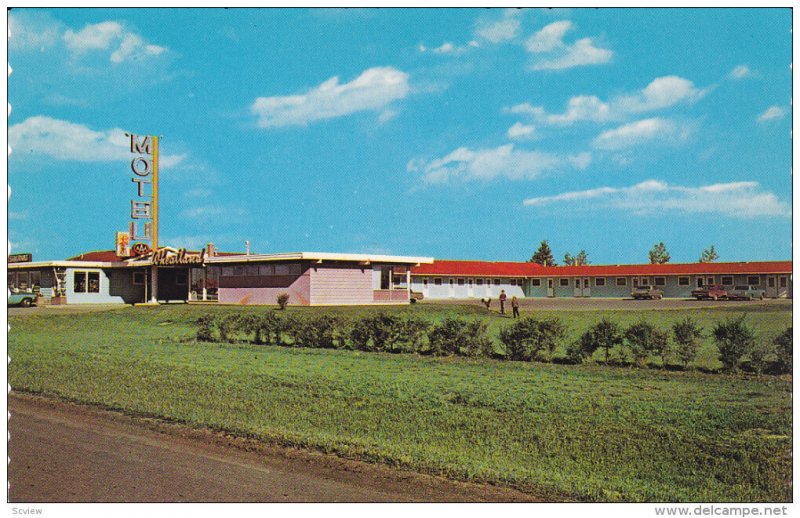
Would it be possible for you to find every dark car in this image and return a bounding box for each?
[631,285,663,300]
[691,284,728,301]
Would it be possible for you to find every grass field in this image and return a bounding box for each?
[8,303,792,502]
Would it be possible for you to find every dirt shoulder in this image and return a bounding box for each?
[8,392,542,503]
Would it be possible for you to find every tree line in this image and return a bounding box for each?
[529,240,720,265]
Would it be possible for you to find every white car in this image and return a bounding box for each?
[727,285,766,300]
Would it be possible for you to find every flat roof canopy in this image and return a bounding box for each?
[206,252,434,266]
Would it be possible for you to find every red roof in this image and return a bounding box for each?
[411,260,542,277]
[67,250,129,262]
[412,260,792,277]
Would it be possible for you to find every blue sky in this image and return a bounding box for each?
[7,8,792,264]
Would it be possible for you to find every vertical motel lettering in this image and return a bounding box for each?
[127,134,153,243]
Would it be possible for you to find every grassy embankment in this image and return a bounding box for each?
[8,303,792,502]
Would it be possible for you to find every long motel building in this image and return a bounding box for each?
[7,247,792,305]
[407,260,793,300]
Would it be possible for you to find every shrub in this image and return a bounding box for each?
[747,340,775,375]
[256,312,281,345]
[277,315,302,346]
[427,317,492,357]
[672,317,704,369]
[774,327,792,374]
[277,293,290,310]
[218,314,242,343]
[196,314,216,342]
[238,314,264,344]
[499,317,566,362]
[348,313,429,353]
[713,315,756,372]
[294,315,346,349]
[573,318,623,364]
[624,321,670,368]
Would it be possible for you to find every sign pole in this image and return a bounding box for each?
[149,136,160,303]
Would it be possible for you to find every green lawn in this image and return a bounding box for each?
[8,303,792,502]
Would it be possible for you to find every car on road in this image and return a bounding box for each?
[727,285,766,300]
[8,290,37,307]
[691,284,728,300]
[631,285,664,300]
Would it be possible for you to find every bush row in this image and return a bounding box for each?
[196,313,791,374]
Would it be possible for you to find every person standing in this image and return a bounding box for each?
[499,289,507,314]
[511,295,520,318]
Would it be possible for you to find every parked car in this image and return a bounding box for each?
[410,291,424,303]
[691,284,728,300]
[8,290,37,307]
[727,285,766,300]
[631,285,663,300]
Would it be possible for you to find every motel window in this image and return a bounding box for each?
[434,278,442,286]
[457,278,465,286]
[531,279,541,287]
[7,273,15,289]
[259,265,274,276]
[74,271,100,293]
[494,279,501,285]
[706,277,714,286]
[275,264,289,275]
[721,276,733,286]
[476,279,484,286]
[449,279,455,286]
[747,276,760,286]
[132,271,146,285]
[74,272,87,293]
[678,277,690,286]
[221,267,234,277]
[654,277,666,287]
[423,279,428,286]
[288,263,302,275]
[234,266,246,276]
[559,278,569,287]
[780,277,787,288]
[246,265,259,276]
[640,278,650,286]
[468,279,474,286]
[616,277,627,286]
[595,278,606,287]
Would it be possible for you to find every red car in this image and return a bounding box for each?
[691,284,728,300]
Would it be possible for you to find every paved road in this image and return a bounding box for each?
[8,393,538,503]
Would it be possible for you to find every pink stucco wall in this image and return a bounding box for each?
[218,269,311,305]
[309,265,374,305]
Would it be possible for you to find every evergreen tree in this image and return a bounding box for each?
[699,245,719,263]
[563,250,590,266]
[530,240,555,266]
[648,242,671,264]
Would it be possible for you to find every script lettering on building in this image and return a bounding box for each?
[151,248,205,266]
[8,253,32,263]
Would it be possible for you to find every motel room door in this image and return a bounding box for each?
[573,278,582,297]
[582,277,591,297]
[547,279,555,297]
[766,276,777,298]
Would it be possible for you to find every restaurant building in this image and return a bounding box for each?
[7,246,434,306]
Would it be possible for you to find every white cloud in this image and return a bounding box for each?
[8,115,186,167]
[63,21,167,63]
[524,20,572,53]
[407,144,590,184]
[9,11,61,51]
[251,67,410,128]
[523,180,791,219]
[525,21,612,71]
[474,10,521,44]
[592,118,692,150]
[512,76,707,126]
[757,106,786,123]
[507,122,535,139]
[729,65,752,79]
